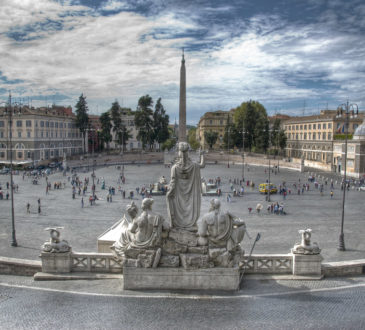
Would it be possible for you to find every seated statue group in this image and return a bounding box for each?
[112,142,246,270]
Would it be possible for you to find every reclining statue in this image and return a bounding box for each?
[112,198,165,259]
[198,198,246,252]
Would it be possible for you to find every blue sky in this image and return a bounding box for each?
[0,0,364,124]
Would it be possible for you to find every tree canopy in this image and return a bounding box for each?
[204,130,219,149]
[75,93,89,153]
[134,95,154,150]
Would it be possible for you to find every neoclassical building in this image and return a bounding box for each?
[196,110,231,150]
[0,105,83,165]
[283,110,364,171]
[333,119,365,178]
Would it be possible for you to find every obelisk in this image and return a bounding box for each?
[178,50,187,142]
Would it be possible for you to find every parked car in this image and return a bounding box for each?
[259,183,278,194]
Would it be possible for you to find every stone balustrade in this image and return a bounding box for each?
[243,254,293,274]
[71,252,123,273]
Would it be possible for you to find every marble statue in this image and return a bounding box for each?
[166,142,205,230]
[42,227,71,253]
[198,199,246,252]
[292,228,321,255]
[112,198,165,267]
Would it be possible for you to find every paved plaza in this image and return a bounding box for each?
[0,161,364,262]
[0,274,364,329]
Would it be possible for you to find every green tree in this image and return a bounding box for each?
[254,115,270,152]
[153,98,169,150]
[223,116,240,149]
[134,95,154,150]
[75,94,89,154]
[110,100,122,151]
[118,126,133,152]
[99,111,112,151]
[204,130,219,149]
[188,127,200,150]
[162,138,176,151]
[233,100,269,152]
[278,130,287,154]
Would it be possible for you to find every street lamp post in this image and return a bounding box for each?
[3,93,18,247]
[227,127,231,168]
[336,101,358,251]
[241,127,246,180]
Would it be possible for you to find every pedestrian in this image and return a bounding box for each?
[330,190,333,199]
[26,202,30,213]
[81,197,84,208]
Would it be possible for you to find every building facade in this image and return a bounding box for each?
[333,119,365,178]
[0,105,83,165]
[196,110,231,150]
[283,110,364,171]
[108,109,159,151]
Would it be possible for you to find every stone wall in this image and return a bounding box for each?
[322,259,365,277]
[0,256,41,276]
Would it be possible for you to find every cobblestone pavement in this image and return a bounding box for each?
[0,162,364,261]
[0,274,364,329]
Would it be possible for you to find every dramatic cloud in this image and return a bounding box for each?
[0,0,364,123]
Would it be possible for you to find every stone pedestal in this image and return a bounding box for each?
[123,267,240,291]
[292,253,322,276]
[40,251,72,273]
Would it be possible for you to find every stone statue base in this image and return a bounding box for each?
[123,266,240,291]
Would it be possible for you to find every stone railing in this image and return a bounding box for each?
[71,252,123,273]
[243,254,292,274]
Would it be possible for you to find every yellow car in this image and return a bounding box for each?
[259,183,278,194]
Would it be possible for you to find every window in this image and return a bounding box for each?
[300,125,303,130]
[353,124,358,130]
[16,120,22,127]
[55,122,58,128]
[313,124,316,129]
[68,123,71,128]
[304,133,307,140]
[328,133,332,140]
[313,133,316,140]
[296,125,299,130]
[0,152,5,158]
[40,121,44,127]
[304,125,307,129]
[26,120,32,127]
[328,123,332,129]
[220,120,223,125]
[296,133,298,139]
[18,131,21,138]
[322,132,326,140]
[27,131,31,138]
[46,131,48,137]
[46,121,49,127]
[318,124,321,129]
[41,131,44,138]
[17,152,22,158]
[209,120,213,124]
[50,122,54,128]
[323,123,326,129]
[309,124,311,129]
[308,133,311,140]
[60,123,63,128]
[0,121,4,127]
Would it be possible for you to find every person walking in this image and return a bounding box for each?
[26,202,30,213]
[330,190,334,199]
[81,197,84,208]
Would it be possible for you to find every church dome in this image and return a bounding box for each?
[353,119,365,140]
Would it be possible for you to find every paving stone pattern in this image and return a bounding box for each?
[0,163,364,262]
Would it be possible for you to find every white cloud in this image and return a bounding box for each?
[0,0,364,123]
